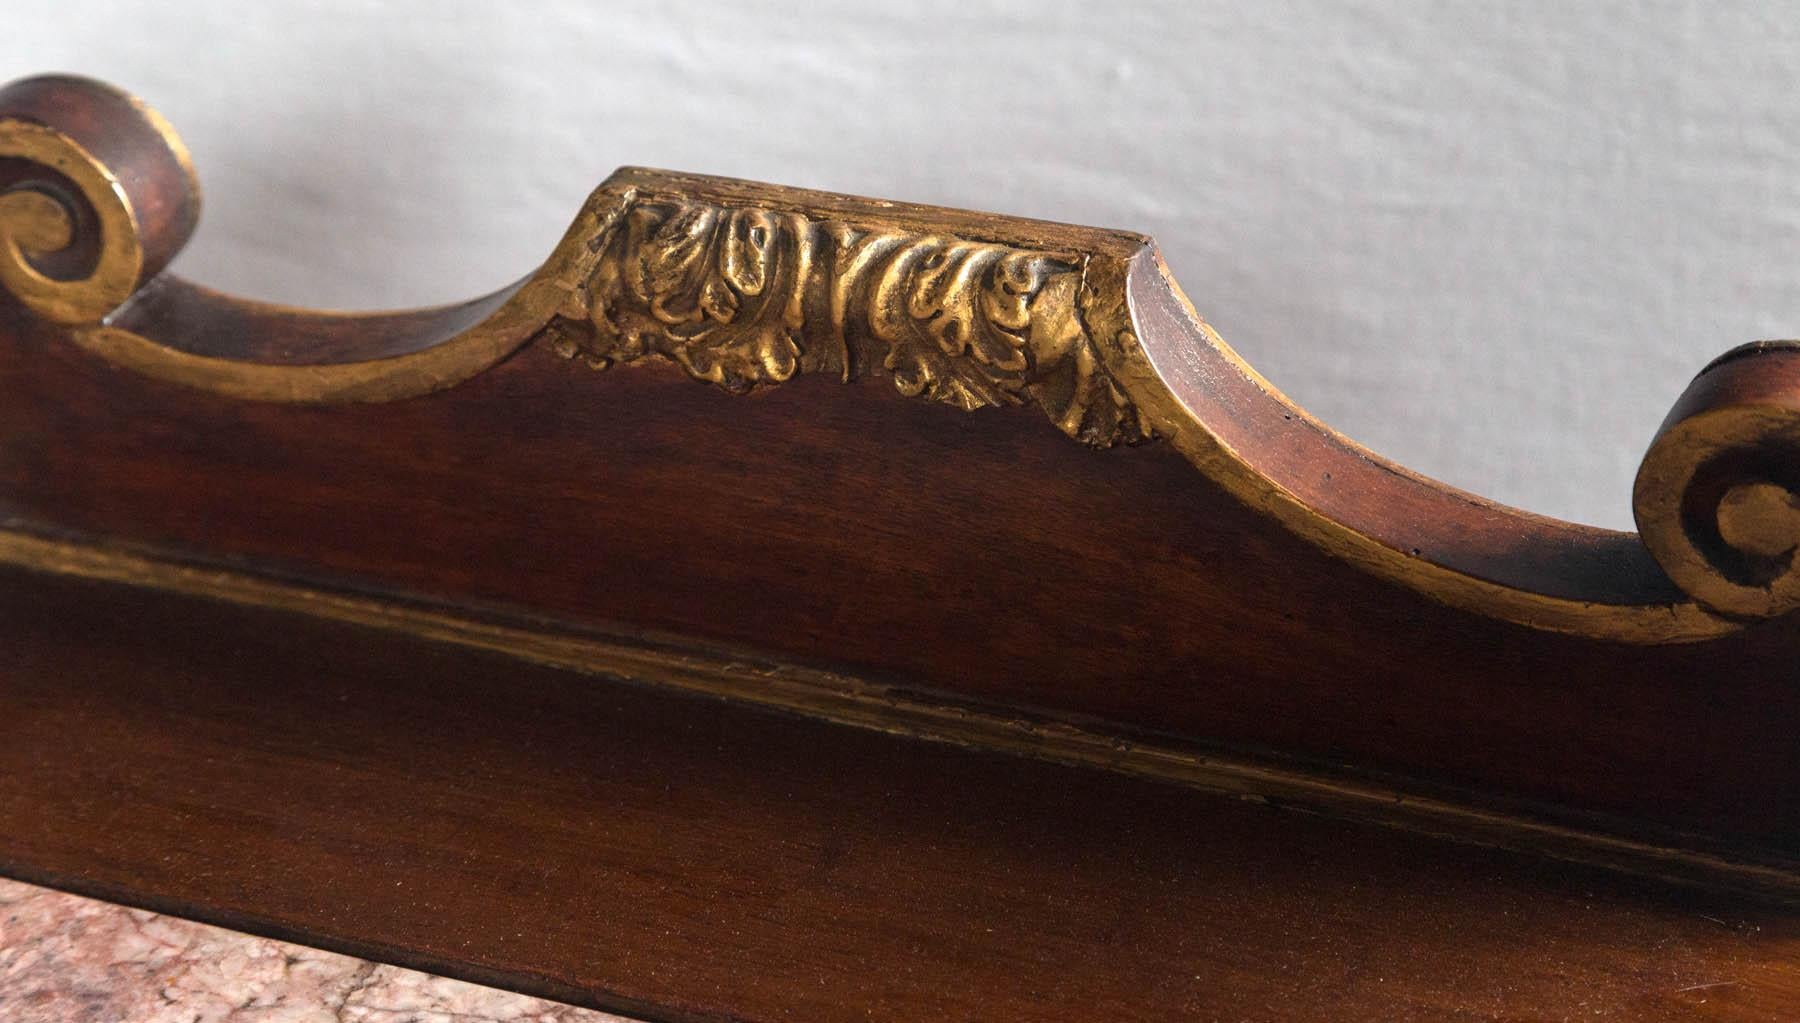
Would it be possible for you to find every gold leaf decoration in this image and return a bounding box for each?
[545,197,1150,447]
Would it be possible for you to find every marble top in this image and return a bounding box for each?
[0,877,629,1023]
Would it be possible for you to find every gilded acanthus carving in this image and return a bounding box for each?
[542,197,1150,447]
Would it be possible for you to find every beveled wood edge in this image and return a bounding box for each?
[7,73,1799,644]
[2,520,1797,905]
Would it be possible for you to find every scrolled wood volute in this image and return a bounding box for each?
[0,74,199,324]
[1636,341,1800,619]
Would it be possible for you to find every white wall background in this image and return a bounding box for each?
[6,1,1797,529]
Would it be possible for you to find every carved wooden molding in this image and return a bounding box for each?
[9,75,1800,1016]
[1,72,1796,649]
[543,197,1150,448]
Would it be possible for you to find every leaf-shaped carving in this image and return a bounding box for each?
[572,204,805,393]
[865,238,1039,412]
[545,197,1151,447]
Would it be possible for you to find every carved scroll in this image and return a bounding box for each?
[11,72,1800,643]
[539,199,1150,448]
[1635,340,1800,620]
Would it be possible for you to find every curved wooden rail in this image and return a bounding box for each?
[2,73,1795,643]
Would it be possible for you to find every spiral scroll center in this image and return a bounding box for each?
[1718,481,1800,561]
[0,188,73,253]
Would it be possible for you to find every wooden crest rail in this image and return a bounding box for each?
[2,74,1798,1020]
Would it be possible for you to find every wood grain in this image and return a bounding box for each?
[4,303,1799,854]
[2,565,1798,1023]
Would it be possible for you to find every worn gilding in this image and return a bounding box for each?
[1,78,1792,646]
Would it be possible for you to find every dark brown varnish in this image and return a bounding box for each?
[3,305,1799,853]
[7,70,1800,1023]
[2,566,1797,1023]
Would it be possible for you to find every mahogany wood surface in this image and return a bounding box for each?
[4,304,1799,856]
[2,565,1798,1023]
[8,73,1800,1021]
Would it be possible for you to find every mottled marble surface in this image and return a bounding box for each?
[0,877,629,1023]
